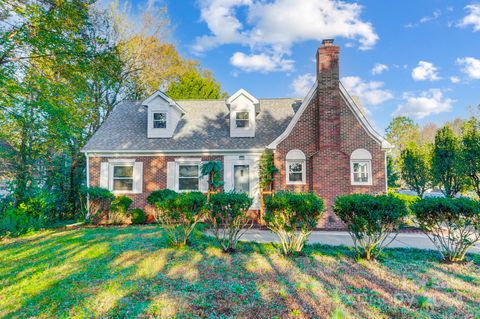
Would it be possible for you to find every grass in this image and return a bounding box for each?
[0,226,479,319]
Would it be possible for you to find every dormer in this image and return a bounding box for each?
[143,91,185,138]
[227,89,259,138]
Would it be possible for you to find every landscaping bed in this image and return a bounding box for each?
[0,226,478,318]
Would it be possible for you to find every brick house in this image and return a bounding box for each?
[82,39,392,228]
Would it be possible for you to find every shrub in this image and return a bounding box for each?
[389,192,420,225]
[411,197,480,262]
[81,187,115,224]
[207,192,253,252]
[333,194,408,260]
[147,189,178,206]
[264,192,324,255]
[0,205,46,238]
[130,208,147,224]
[109,196,133,224]
[153,191,206,247]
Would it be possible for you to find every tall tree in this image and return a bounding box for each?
[166,68,226,100]
[431,126,466,197]
[400,143,431,196]
[386,155,400,189]
[385,116,420,158]
[461,118,480,197]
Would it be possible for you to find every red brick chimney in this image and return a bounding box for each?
[316,39,341,150]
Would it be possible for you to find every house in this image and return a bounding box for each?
[82,39,392,229]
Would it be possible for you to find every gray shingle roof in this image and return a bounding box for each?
[82,98,301,152]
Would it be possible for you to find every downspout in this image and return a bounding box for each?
[384,151,388,194]
[86,152,90,219]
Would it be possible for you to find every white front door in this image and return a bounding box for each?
[234,165,250,194]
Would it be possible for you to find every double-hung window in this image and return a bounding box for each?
[285,149,306,185]
[153,112,167,129]
[178,164,200,191]
[350,149,372,185]
[112,165,134,191]
[235,112,249,128]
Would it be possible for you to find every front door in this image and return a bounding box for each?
[234,165,250,194]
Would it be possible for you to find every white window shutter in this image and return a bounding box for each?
[199,162,209,193]
[133,162,143,194]
[100,162,109,189]
[166,161,176,190]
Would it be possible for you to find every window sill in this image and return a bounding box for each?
[286,181,306,185]
[351,182,373,186]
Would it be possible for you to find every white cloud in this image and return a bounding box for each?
[394,89,454,119]
[194,0,379,72]
[411,61,441,81]
[230,51,294,72]
[341,76,393,105]
[458,4,480,31]
[457,57,480,79]
[450,76,461,84]
[405,9,441,28]
[371,63,389,75]
[291,73,316,97]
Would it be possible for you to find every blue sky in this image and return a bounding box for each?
[119,0,480,132]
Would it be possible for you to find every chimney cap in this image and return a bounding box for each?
[322,39,334,46]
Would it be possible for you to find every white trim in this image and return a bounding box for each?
[142,90,186,114]
[384,152,388,193]
[350,160,372,186]
[81,149,266,156]
[108,158,136,163]
[267,82,393,150]
[267,82,317,149]
[286,160,306,185]
[85,152,90,219]
[175,157,202,163]
[110,162,136,194]
[226,88,259,107]
[339,83,393,150]
[224,155,261,209]
[175,160,202,192]
[152,111,167,129]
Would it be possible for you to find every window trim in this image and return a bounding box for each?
[176,162,201,192]
[350,160,372,186]
[286,160,306,185]
[233,164,251,194]
[235,111,250,128]
[152,111,167,129]
[111,163,135,193]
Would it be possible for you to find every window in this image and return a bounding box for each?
[352,162,369,183]
[287,162,304,182]
[235,112,249,128]
[113,165,134,191]
[153,112,167,129]
[178,164,199,191]
[285,149,306,184]
[350,149,372,185]
[234,165,250,193]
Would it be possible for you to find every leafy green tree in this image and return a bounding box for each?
[431,126,466,197]
[462,118,480,198]
[386,155,400,189]
[400,143,431,196]
[166,68,226,100]
[385,116,420,158]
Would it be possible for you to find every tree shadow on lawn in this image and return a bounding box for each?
[2,227,479,319]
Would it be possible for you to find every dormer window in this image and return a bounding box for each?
[236,112,249,128]
[153,112,167,129]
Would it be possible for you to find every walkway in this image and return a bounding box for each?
[231,229,480,254]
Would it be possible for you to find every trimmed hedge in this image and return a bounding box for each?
[411,197,480,262]
[264,192,324,255]
[130,208,147,224]
[333,194,408,260]
[207,192,253,252]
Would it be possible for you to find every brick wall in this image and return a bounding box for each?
[274,41,387,229]
[88,155,222,217]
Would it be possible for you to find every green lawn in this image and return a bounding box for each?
[0,226,479,319]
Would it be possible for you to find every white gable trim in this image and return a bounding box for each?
[267,82,318,149]
[267,82,393,150]
[226,88,259,107]
[339,82,393,150]
[142,90,186,114]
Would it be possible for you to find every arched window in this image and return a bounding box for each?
[286,149,306,184]
[350,149,372,185]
